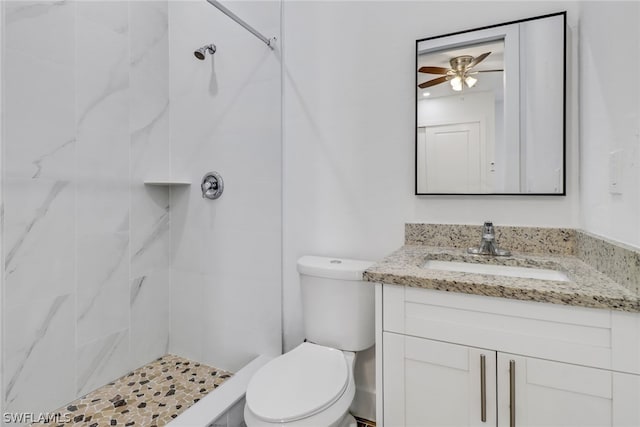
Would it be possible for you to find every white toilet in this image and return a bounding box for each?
[244,255,375,427]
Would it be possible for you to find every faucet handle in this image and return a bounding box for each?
[482,221,495,238]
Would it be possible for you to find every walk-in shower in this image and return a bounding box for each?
[1,0,282,424]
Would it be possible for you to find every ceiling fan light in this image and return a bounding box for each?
[465,75,478,88]
[450,76,462,91]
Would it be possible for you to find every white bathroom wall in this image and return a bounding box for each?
[2,0,171,415]
[579,2,640,248]
[282,1,580,420]
[168,1,282,372]
[0,2,4,418]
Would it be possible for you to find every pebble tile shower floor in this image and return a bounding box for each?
[32,354,233,427]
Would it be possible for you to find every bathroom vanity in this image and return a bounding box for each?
[365,224,640,427]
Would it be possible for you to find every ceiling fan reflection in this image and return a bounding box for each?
[418,52,503,91]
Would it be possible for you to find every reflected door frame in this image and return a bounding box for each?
[417,120,492,193]
[416,22,520,195]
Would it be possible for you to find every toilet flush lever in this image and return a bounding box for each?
[201,171,224,200]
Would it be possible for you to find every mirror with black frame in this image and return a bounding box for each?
[415,12,566,195]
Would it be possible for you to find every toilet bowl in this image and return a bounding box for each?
[244,256,374,427]
[244,342,356,427]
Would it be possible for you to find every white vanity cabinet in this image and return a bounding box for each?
[497,353,640,427]
[383,333,497,426]
[375,284,640,427]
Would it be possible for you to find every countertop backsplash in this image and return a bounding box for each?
[576,230,640,295]
[405,223,576,255]
[403,223,640,298]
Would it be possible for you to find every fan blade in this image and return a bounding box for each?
[468,52,491,69]
[418,76,448,89]
[419,66,451,75]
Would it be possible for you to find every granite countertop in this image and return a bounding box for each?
[363,245,640,313]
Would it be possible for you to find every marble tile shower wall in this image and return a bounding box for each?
[2,0,171,416]
[168,0,282,373]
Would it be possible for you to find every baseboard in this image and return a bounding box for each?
[355,416,376,427]
[350,387,376,423]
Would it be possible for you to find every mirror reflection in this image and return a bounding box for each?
[415,12,566,195]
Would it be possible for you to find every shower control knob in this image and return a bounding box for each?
[201,171,224,200]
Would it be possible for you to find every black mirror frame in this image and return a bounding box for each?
[414,11,567,196]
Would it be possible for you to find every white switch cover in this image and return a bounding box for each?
[609,149,623,194]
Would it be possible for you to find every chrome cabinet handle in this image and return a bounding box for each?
[509,359,516,427]
[480,354,487,422]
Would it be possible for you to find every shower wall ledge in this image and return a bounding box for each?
[144,180,192,186]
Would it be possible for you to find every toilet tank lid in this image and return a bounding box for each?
[297,256,374,281]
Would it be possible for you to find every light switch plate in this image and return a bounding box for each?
[609,149,623,195]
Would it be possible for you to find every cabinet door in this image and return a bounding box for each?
[497,353,640,427]
[384,332,496,426]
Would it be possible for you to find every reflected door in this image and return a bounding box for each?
[417,122,486,193]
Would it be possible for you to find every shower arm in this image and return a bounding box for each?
[205,0,276,49]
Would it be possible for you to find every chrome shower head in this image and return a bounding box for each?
[194,44,217,60]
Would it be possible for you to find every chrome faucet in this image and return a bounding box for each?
[468,221,511,256]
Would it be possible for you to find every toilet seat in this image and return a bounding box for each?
[246,343,349,423]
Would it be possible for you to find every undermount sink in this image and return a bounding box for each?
[422,260,571,282]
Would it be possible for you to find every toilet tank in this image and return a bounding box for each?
[297,256,375,351]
